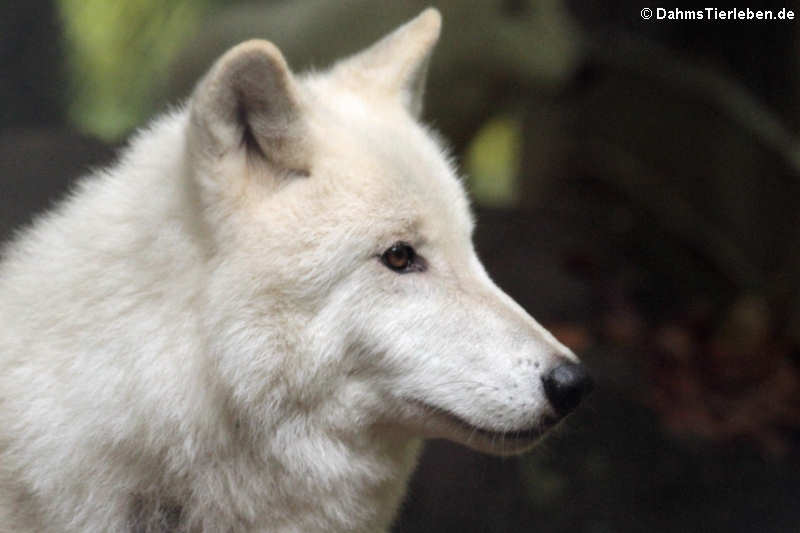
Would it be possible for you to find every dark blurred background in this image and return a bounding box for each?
[3,1,800,531]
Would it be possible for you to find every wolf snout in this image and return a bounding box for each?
[541,360,593,416]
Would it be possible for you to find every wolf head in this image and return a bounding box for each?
[186,8,591,455]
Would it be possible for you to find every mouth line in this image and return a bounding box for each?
[409,400,557,443]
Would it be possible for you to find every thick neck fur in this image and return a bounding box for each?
[0,111,420,533]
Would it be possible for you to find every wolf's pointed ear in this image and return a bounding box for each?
[189,40,309,175]
[332,8,441,117]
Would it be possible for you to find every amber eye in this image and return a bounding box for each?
[381,242,419,273]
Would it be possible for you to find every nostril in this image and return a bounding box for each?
[541,361,593,415]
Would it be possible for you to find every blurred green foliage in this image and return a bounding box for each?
[58,0,209,140]
[465,115,522,207]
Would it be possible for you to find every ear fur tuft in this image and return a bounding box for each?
[189,39,310,174]
[332,8,442,117]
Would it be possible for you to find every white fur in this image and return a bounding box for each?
[0,9,577,532]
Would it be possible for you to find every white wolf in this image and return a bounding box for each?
[0,8,591,533]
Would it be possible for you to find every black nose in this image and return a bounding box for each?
[541,361,593,415]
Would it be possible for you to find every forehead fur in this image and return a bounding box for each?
[296,74,474,244]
